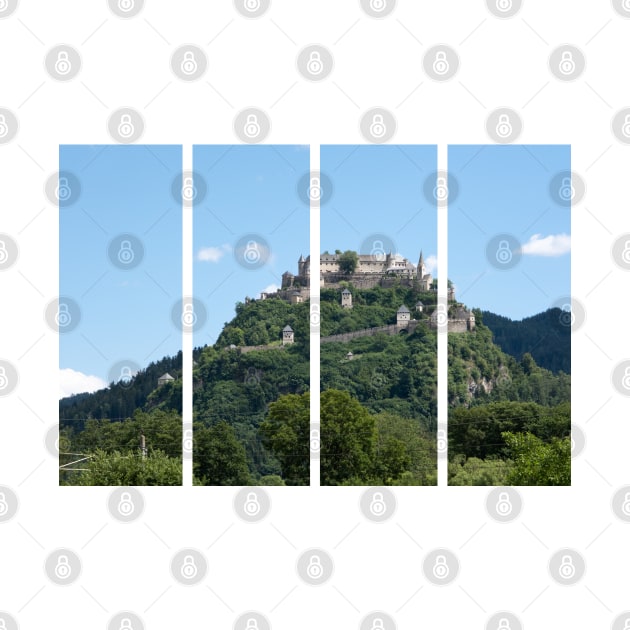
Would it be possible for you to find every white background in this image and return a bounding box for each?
[1,0,629,628]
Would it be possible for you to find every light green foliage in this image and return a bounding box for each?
[71,450,182,486]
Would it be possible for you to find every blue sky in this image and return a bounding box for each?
[60,145,182,396]
[448,145,571,320]
[320,145,438,271]
[193,145,309,348]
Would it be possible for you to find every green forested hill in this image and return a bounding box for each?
[59,284,570,487]
[481,308,571,374]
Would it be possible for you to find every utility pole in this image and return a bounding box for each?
[140,432,147,459]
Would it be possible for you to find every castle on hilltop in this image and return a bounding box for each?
[278,250,443,294]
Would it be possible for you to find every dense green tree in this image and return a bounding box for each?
[321,389,376,485]
[338,250,359,275]
[503,432,570,485]
[260,392,310,486]
[194,421,252,485]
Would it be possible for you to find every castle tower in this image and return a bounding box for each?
[396,305,411,327]
[341,288,353,309]
[282,271,294,289]
[467,310,475,331]
[282,325,294,345]
[417,250,426,279]
[298,254,306,278]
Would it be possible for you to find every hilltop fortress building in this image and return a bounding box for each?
[280,251,437,293]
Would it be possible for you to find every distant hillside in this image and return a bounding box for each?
[481,308,570,374]
[59,352,182,424]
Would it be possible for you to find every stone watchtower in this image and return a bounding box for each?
[282,325,294,345]
[396,305,411,327]
[341,288,353,309]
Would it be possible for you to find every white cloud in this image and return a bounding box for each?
[260,283,280,297]
[520,233,571,257]
[60,368,108,400]
[197,244,231,263]
[425,254,437,274]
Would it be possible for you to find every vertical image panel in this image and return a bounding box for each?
[319,145,438,487]
[447,145,571,487]
[192,145,310,487]
[58,145,183,486]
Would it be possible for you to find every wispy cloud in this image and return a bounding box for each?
[425,254,437,274]
[520,233,571,257]
[60,368,107,400]
[197,244,232,263]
